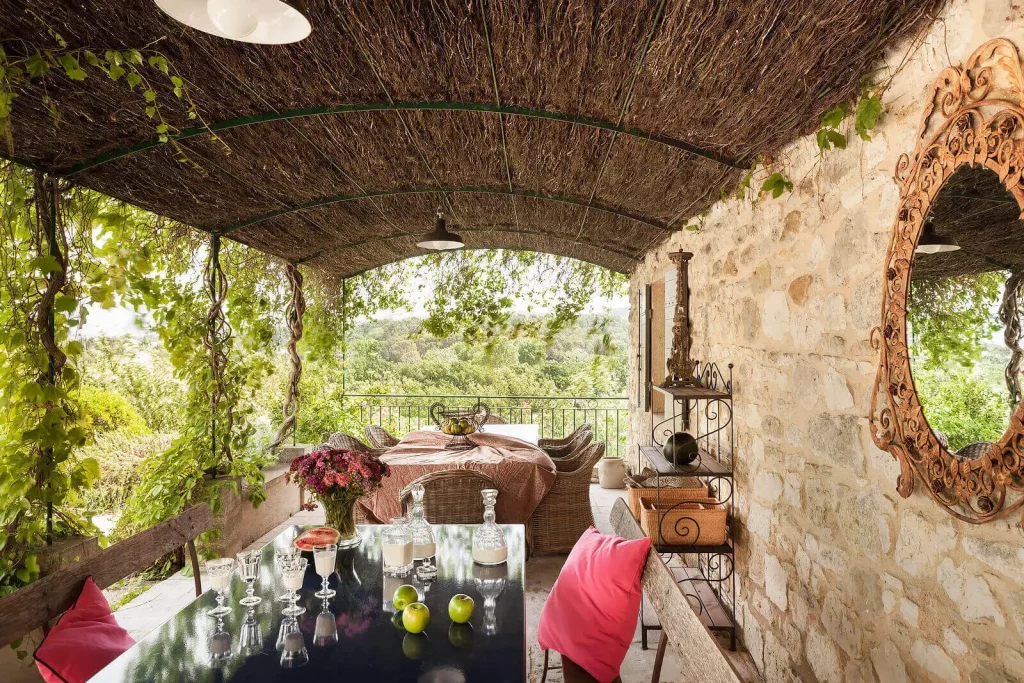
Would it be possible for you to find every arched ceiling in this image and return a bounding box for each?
[1,0,943,275]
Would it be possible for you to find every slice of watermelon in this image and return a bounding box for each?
[294,527,341,551]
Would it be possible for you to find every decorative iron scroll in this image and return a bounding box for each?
[870,38,1024,530]
[270,263,306,452]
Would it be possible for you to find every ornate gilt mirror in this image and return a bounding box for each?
[871,39,1024,530]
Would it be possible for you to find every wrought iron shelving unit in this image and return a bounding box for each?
[638,361,736,651]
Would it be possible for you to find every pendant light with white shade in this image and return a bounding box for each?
[417,213,464,251]
[155,0,312,44]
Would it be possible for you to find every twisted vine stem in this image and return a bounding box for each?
[204,235,232,465]
[269,263,305,452]
[33,172,66,541]
[1000,268,1024,408]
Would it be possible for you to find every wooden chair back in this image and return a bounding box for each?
[0,503,214,647]
[400,469,499,524]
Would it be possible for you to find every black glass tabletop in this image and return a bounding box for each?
[92,524,526,683]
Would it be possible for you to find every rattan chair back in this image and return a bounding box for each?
[365,425,400,448]
[400,469,499,524]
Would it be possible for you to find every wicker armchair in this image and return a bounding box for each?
[399,469,499,524]
[552,439,597,472]
[532,442,605,553]
[484,414,508,424]
[327,432,372,451]
[364,425,400,449]
[539,425,593,459]
[538,424,591,448]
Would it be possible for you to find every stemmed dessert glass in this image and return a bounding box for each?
[314,599,339,647]
[205,557,235,617]
[237,550,262,606]
[281,556,308,616]
[208,617,232,666]
[276,616,299,651]
[312,544,337,599]
[280,631,309,668]
[238,607,263,657]
[275,546,301,601]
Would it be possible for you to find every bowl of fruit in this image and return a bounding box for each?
[430,402,489,450]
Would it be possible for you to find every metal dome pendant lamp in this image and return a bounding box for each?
[915,221,961,255]
[155,0,312,44]
[417,212,464,251]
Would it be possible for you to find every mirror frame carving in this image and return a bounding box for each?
[871,38,1024,529]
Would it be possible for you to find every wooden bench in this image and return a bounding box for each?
[610,497,746,683]
[540,498,747,682]
[0,503,214,648]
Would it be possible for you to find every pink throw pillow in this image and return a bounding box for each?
[537,527,651,682]
[35,576,136,683]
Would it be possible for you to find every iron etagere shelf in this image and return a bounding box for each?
[638,361,736,651]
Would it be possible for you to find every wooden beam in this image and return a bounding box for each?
[610,498,745,683]
[0,504,214,647]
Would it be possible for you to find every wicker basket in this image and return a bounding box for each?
[628,487,727,547]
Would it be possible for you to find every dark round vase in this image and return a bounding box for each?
[663,432,699,466]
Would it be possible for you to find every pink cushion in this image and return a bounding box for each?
[537,527,651,682]
[35,576,135,683]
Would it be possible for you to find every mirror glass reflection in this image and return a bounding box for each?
[909,166,1024,456]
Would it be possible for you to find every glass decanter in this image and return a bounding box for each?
[472,489,508,565]
[382,517,414,576]
[473,562,507,635]
[407,483,437,580]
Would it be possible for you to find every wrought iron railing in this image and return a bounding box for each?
[341,394,629,457]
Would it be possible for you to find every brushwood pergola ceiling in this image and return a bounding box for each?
[2,0,942,276]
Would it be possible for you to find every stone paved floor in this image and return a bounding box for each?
[112,486,693,682]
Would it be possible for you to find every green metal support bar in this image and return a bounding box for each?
[299,234,638,277]
[213,186,671,235]
[60,100,746,177]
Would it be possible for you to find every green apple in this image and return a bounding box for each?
[448,622,474,648]
[402,602,430,634]
[448,594,475,624]
[402,632,427,660]
[393,584,419,611]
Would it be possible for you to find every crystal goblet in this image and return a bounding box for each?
[205,557,235,617]
[237,550,263,607]
[312,544,337,599]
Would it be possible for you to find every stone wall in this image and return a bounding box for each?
[627,2,1024,681]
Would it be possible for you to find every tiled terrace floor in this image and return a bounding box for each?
[112,486,696,682]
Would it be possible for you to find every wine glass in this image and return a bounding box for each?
[208,617,232,666]
[281,557,307,617]
[280,632,309,668]
[237,550,262,606]
[312,544,337,599]
[314,599,339,647]
[274,546,300,601]
[275,617,299,651]
[206,557,235,617]
[238,607,263,657]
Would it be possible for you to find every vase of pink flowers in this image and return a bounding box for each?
[287,448,390,548]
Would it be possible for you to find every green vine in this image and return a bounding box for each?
[0,13,222,165]
[815,84,884,154]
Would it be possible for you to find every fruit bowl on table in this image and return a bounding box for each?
[429,402,489,450]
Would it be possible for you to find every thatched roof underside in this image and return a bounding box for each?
[914,166,1024,281]
[3,0,942,276]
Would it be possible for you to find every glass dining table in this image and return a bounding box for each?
[91,524,526,683]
